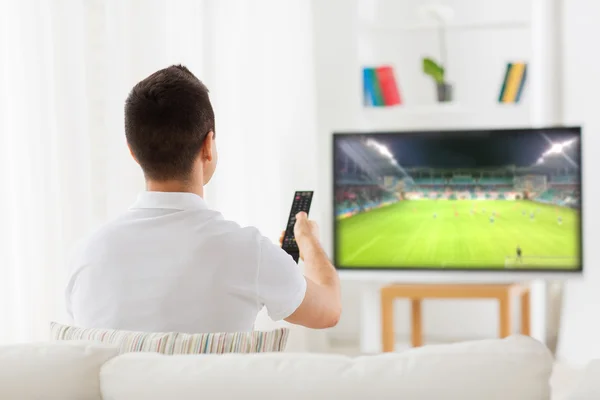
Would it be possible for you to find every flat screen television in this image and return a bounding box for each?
[333,127,582,273]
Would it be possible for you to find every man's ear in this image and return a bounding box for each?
[201,131,215,162]
[128,144,139,164]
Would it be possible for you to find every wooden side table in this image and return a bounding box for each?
[380,283,531,352]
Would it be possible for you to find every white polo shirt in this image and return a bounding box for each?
[65,191,307,333]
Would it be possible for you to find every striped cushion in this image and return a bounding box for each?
[50,322,289,354]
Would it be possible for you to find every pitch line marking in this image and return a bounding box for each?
[345,235,383,263]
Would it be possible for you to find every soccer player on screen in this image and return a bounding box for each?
[516,246,522,263]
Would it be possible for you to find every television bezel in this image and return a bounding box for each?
[332,126,584,274]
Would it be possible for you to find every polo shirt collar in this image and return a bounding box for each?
[130,191,208,211]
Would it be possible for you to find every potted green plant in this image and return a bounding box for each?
[419,4,454,102]
[423,57,451,102]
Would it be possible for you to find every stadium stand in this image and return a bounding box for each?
[335,138,581,219]
[478,177,513,185]
[335,186,398,218]
[550,175,577,184]
[533,187,581,209]
[536,189,557,202]
[414,178,446,185]
[337,177,372,185]
[450,176,475,184]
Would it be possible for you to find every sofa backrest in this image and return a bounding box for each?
[0,341,119,400]
[100,335,553,400]
[566,359,600,399]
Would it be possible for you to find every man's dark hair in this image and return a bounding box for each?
[125,65,215,181]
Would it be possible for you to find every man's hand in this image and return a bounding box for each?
[279,212,319,261]
[293,212,319,243]
[279,231,285,246]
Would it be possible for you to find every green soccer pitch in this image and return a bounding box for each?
[335,200,581,269]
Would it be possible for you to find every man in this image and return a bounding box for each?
[65,65,341,333]
[516,245,522,263]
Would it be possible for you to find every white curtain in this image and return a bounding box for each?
[0,0,98,343]
[0,0,318,345]
[203,0,319,240]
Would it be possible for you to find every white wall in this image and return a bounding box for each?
[312,0,560,345]
[556,0,600,367]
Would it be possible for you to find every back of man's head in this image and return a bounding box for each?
[125,65,214,181]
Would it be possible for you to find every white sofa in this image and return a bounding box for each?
[0,335,592,399]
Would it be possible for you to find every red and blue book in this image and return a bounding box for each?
[363,65,402,107]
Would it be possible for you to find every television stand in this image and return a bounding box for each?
[380,283,531,352]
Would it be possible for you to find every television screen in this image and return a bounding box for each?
[333,127,582,272]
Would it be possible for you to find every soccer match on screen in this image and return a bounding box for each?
[334,129,582,270]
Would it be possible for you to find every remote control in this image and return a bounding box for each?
[281,191,314,262]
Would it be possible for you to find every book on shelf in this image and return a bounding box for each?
[363,65,402,107]
[498,62,527,103]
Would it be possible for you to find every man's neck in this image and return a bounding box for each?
[146,180,204,197]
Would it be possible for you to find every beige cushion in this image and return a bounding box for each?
[0,341,118,400]
[50,322,289,354]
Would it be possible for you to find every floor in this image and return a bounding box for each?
[327,341,583,399]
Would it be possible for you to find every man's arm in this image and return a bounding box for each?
[283,212,341,329]
[257,212,341,329]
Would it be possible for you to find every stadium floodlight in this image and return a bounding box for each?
[366,139,393,158]
[543,138,578,157]
[537,158,544,164]
[545,143,563,156]
[366,138,400,167]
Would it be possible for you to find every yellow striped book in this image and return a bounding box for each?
[499,62,527,103]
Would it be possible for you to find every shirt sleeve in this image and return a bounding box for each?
[65,275,75,323]
[64,237,89,324]
[257,236,307,321]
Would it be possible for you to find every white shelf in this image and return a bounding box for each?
[358,22,531,33]
[359,103,531,131]
[363,103,468,115]
[352,0,535,132]
[356,0,532,34]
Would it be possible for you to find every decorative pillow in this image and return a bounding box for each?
[50,322,289,354]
